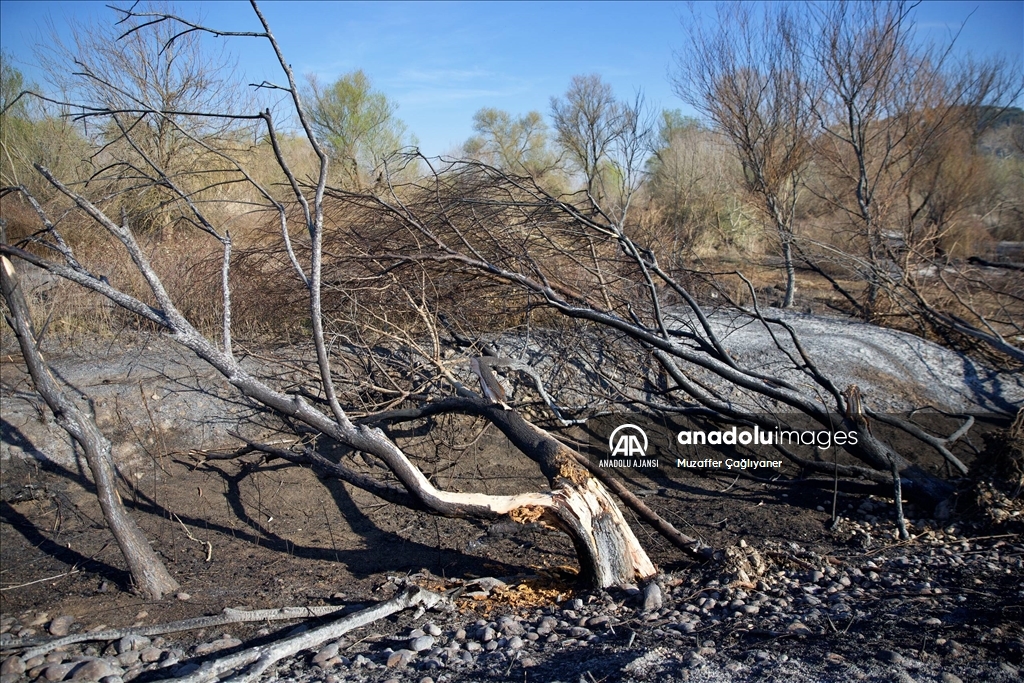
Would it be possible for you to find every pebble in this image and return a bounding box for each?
[643,583,663,612]
[0,658,25,676]
[940,674,964,683]
[313,643,339,666]
[386,650,414,668]
[193,637,241,656]
[117,635,150,654]
[43,662,77,681]
[49,615,76,637]
[70,658,119,681]
[409,635,435,652]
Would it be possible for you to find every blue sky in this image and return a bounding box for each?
[2,1,1022,157]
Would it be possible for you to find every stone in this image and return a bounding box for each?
[175,593,191,601]
[71,659,119,681]
[498,616,525,636]
[43,662,76,681]
[409,635,435,652]
[940,674,963,683]
[138,648,162,664]
[28,613,50,627]
[425,623,442,637]
[193,637,241,657]
[49,615,76,637]
[386,650,414,668]
[313,643,339,666]
[787,621,811,635]
[115,652,139,668]
[117,635,150,654]
[0,658,25,676]
[643,583,663,612]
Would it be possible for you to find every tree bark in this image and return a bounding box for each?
[1,256,180,600]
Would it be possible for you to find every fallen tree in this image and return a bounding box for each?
[0,1,656,589]
[1,1,1009,597]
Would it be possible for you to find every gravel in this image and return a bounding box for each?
[2,510,1020,683]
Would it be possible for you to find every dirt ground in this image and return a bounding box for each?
[2,403,1022,680]
[0,327,1019,683]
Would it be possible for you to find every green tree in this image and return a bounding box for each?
[306,70,411,189]
[646,110,739,249]
[1,51,89,197]
[463,108,558,180]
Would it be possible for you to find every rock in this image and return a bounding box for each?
[386,650,414,668]
[786,621,811,635]
[643,583,663,612]
[453,628,466,641]
[0,658,25,676]
[498,616,524,636]
[71,659,119,681]
[24,656,45,669]
[877,649,903,664]
[409,635,435,652]
[117,635,150,654]
[115,652,139,668]
[28,613,50,627]
[478,626,496,643]
[49,615,76,637]
[43,662,76,681]
[425,623,442,637]
[940,674,963,683]
[467,577,506,592]
[507,636,524,650]
[313,643,339,666]
[193,637,241,657]
[0,675,21,683]
[175,593,191,601]
[138,648,162,664]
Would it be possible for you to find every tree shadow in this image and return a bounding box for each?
[122,454,535,581]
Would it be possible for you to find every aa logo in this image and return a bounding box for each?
[608,424,649,458]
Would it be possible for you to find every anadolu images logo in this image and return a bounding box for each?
[608,424,649,458]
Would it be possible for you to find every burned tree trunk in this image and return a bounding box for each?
[1,256,180,599]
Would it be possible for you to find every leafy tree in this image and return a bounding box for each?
[306,70,411,189]
[463,108,558,180]
[1,51,89,197]
[646,110,739,249]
